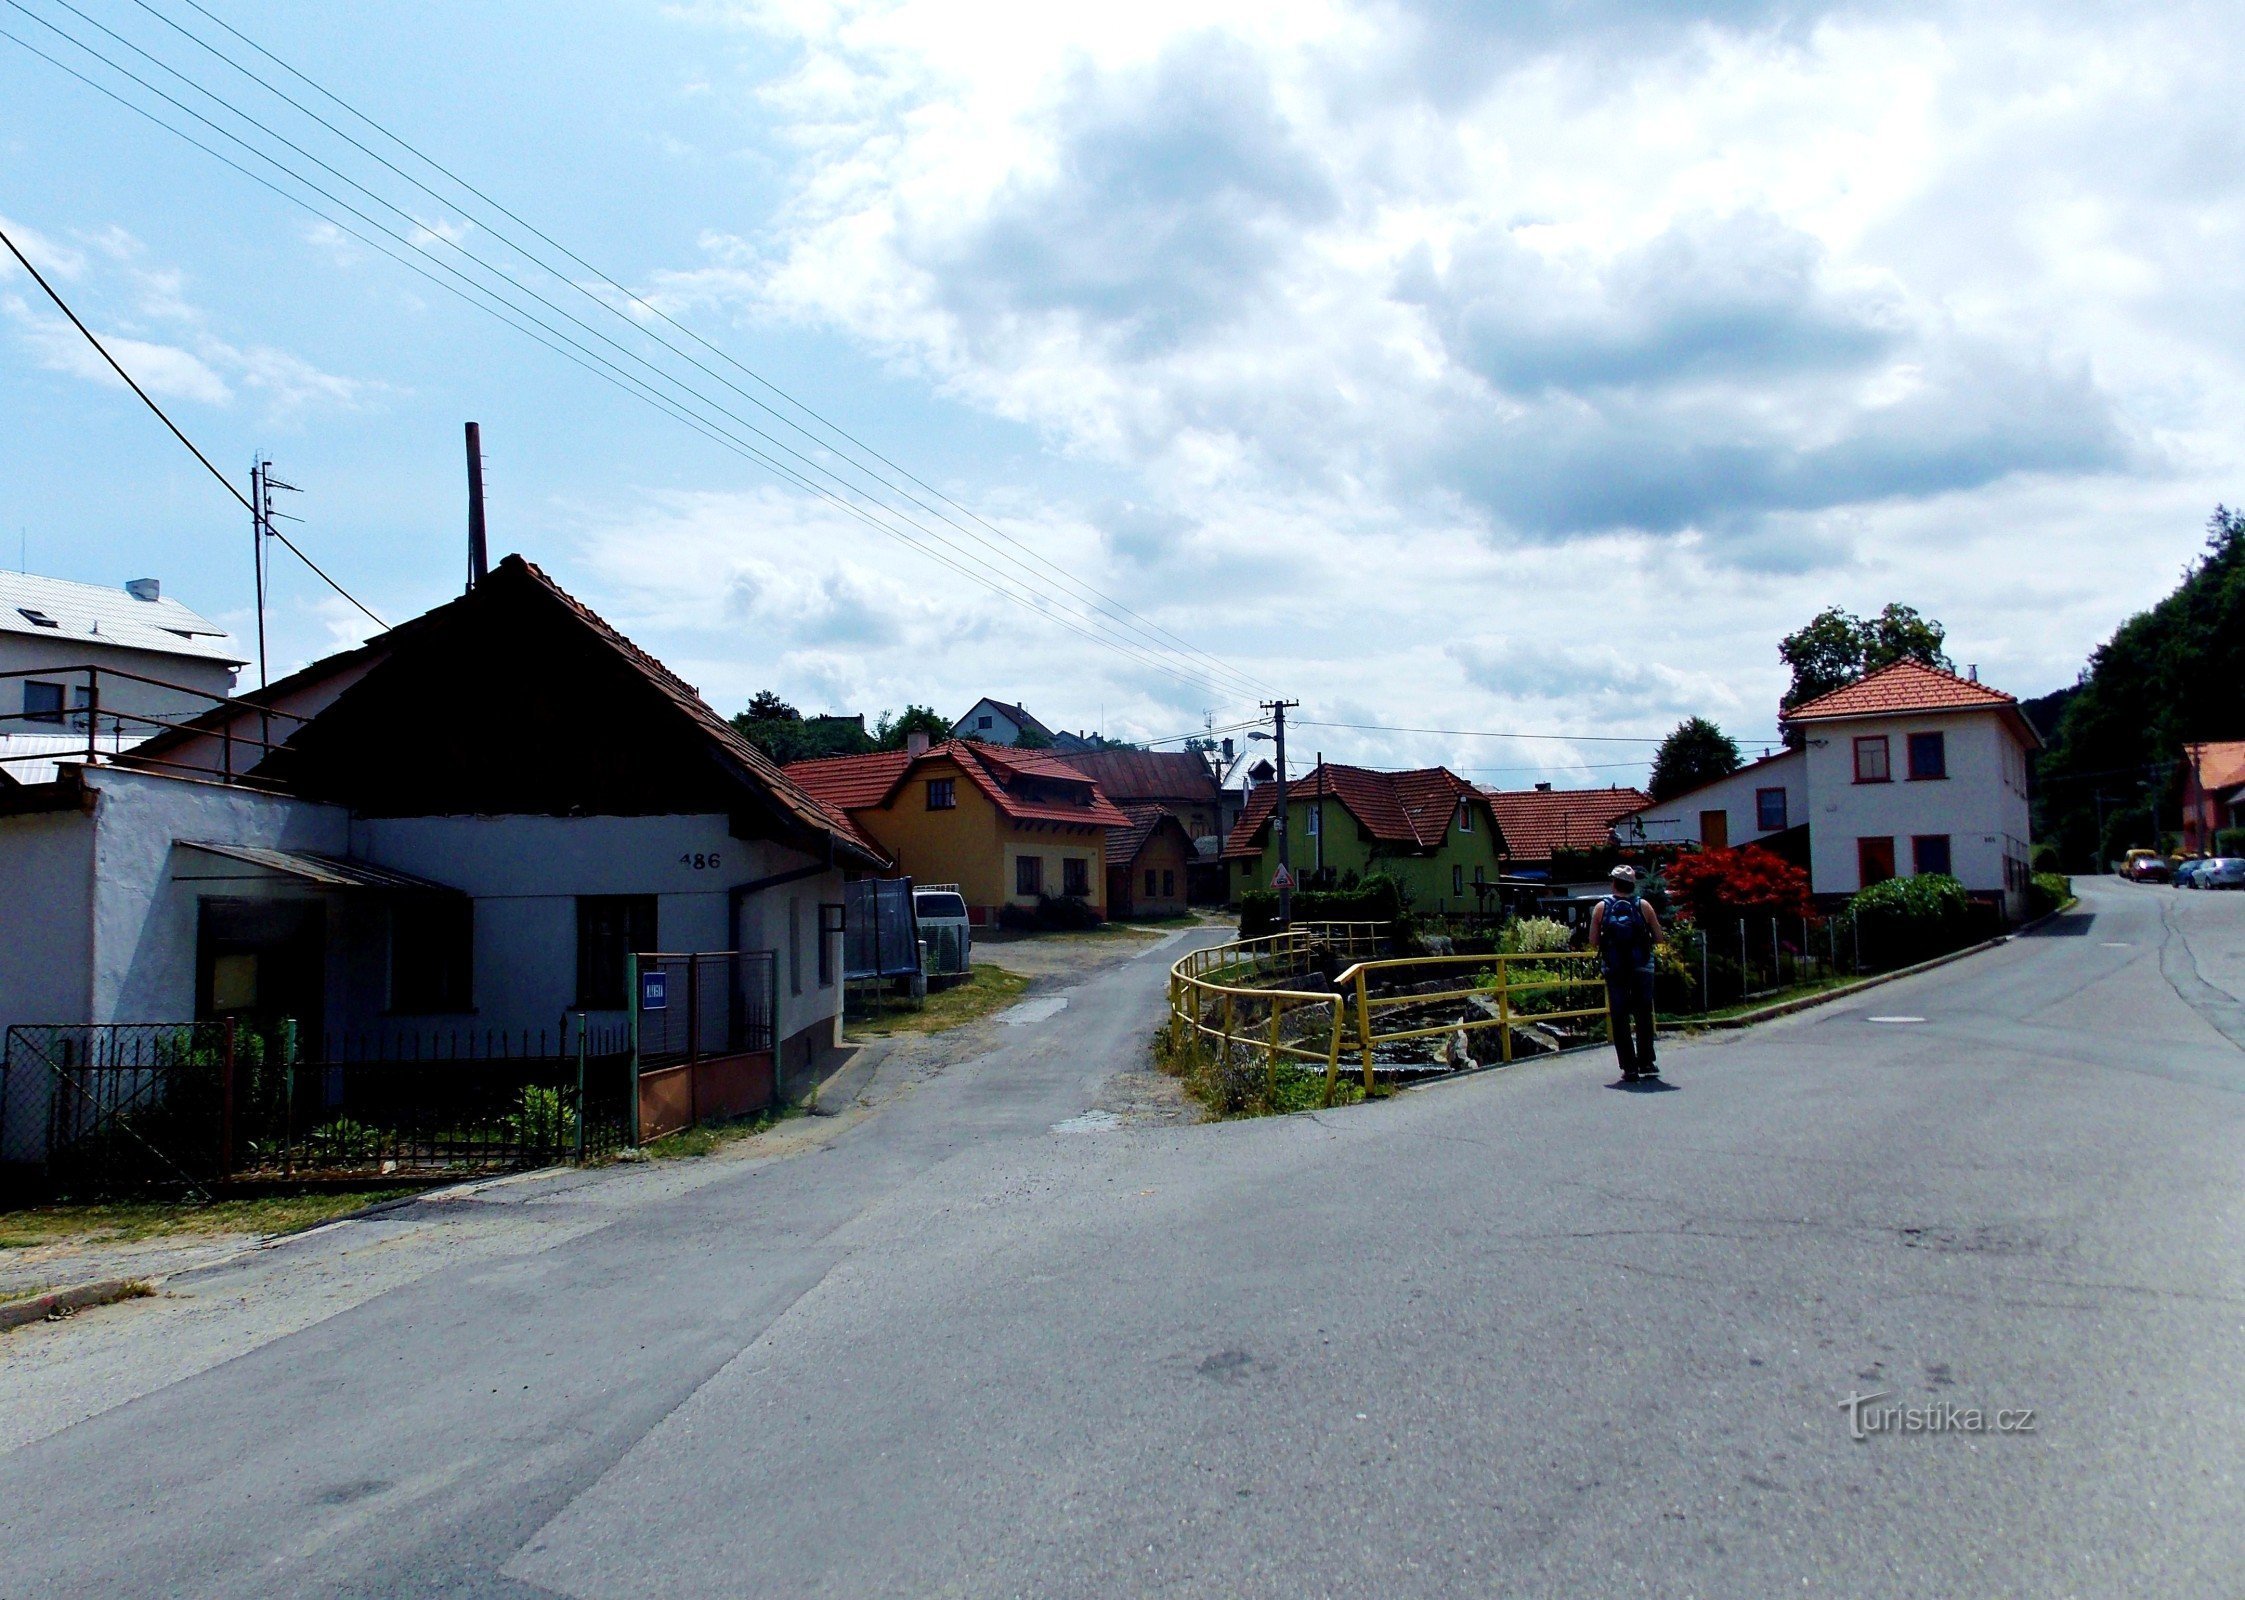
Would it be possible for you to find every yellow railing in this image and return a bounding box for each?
[1166,930,1613,1108]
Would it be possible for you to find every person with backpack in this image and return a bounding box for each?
[1588,864,1666,1082]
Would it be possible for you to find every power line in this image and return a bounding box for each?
[0,216,386,629]
[1291,718,1673,744]
[4,0,1263,701]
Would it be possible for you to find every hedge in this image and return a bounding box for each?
[1847,873,1973,967]
[1238,872,1406,941]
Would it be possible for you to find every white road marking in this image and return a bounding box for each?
[1866,1016,1926,1024]
[1051,1110,1123,1134]
[2100,942,2132,948]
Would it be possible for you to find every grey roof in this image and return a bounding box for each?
[0,571,245,665]
[0,731,144,787]
[173,841,460,893]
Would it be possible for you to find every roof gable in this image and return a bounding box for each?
[1220,763,1484,859]
[1056,748,1220,806]
[1785,660,2017,722]
[1108,802,1193,865]
[1481,785,1651,862]
[788,739,1130,830]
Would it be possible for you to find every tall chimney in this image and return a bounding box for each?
[1221,736,1235,761]
[465,421,489,592]
[906,731,931,757]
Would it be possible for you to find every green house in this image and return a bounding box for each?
[1220,764,1506,913]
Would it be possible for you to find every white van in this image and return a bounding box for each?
[913,884,973,979]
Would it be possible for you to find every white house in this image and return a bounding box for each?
[0,557,885,1169]
[0,571,243,785]
[1618,661,2038,918]
[1613,749,1807,854]
[952,697,1055,747]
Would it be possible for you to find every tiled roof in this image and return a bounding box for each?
[788,739,1131,831]
[1481,785,1651,863]
[2185,741,2245,796]
[1057,748,1220,806]
[956,697,1054,740]
[1784,660,2017,722]
[1108,802,1186,866]
[1220,763,1481,860]
[0,570,244,665]
[1611,748,1801,817]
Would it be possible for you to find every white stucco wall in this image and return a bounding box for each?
[1616,751,1807,848]
[0,807,95,1033]
[0,635,238,739]
[352,814,843,1047]
[1802,710,2032,906]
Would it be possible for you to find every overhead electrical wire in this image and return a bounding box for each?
[0,0,1265,704]
[0,216,386,628]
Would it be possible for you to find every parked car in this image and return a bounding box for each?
[913,883,973,979]
[2198,858,2245,890]
[2175,857,2211,888]
[2121,849,2171,882]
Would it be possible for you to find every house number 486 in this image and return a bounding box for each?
[679,852,721,870]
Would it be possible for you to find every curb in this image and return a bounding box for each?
[1672,900,2077,1033]
[0,1277,150,1333]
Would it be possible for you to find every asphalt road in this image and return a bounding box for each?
[6,881,2245,1598]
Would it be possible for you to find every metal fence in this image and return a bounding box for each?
[1,1019,635,1197]
[632,950,776,1066]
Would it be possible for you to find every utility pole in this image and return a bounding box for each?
[465,421,489,591]
[1314,750,1325,881]
[1262,699,1299,926]
[249,458,267,693]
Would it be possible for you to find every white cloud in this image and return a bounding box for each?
[618,0,2245,777]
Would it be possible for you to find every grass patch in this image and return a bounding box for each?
[1666,975,1861,1027]
[0,1190,398,1252]
[844,965,1032,1038]
[649,1103,808,1161]
[1150,1021,1366,1119]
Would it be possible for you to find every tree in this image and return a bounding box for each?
[732,692,872,762]
[742,690,800,724]
[874,705,950,751]
[1778,603,1954,738]
[1648,717,1742,802]
[1664,845,1816,923]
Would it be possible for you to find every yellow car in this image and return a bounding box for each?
[2121,848,2170,882]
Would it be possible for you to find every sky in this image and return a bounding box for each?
[2,0,2241,787]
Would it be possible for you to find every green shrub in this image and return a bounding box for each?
[1849,873,1972,967]
[1499,916,1574,954]
[2030,844,2062,875]
[509,1085,578,1152]
[1238,871,1407,941]
[2219,829,2245,857]
[2025,872,2074,919]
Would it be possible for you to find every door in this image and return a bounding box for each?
[1857,836,1896,888]
[1700,810,1729,849]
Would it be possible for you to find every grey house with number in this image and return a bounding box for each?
[0,557,888,1165]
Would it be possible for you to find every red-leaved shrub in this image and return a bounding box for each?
[1664,845,1815,923]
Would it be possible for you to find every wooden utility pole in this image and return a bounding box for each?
[465,421,489,591]
[1262,700,1300,926]
[249,458,267,692]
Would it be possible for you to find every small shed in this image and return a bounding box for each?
[1107,805,1194,919]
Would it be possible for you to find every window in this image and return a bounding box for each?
[1063,857,1090,898]
[1854,736,1891,784]
[926,777,955,810]
[575,895,656,1010]
[1305,806,1319,838]
[390,897,473,1013]
[1755,788,1788,833]
[1458,801,1474,832]
[977,714,993,729]
[1453,864,1465,895]
[15,607,58,629]
[1912,834,1953,876]
[819,904,844,987]
[1161,869,1175,897]
[23,680,63,724]
[1701,809,1729,849]
[1907,731,1947,781]
[1145,868,1158,896]
[1473,865,1486,885]
[1016,855,1043,897]
[1857,836,1896,888]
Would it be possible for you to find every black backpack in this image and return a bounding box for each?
[1598,894,1652,973]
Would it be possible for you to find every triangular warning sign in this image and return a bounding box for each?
[1270,865,1294,890]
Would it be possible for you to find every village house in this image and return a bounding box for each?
[952,696,1056,748]
[0,571,244,786]
[1105,804,1195,919]
[1060,746,1226,901]
[1480,783,1653,899]
[1759,660,2038,916]
[1222,763,1504,913]
[2179,741,2245,856]
[0,556,882,1171]
[786,738,1130,925]
[1610,750,1809,865]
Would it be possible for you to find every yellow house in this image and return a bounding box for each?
[787,738,1131,925]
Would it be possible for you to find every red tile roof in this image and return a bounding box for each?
[1057,748,1221,806]
[2185,741,2245,796]
[1220,764,1481,860]
[1784,660,2016,722]
[787,739,1131,830]
[1481,785,1651,863]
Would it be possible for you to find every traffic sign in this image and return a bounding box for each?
[1270,865,1294,890]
